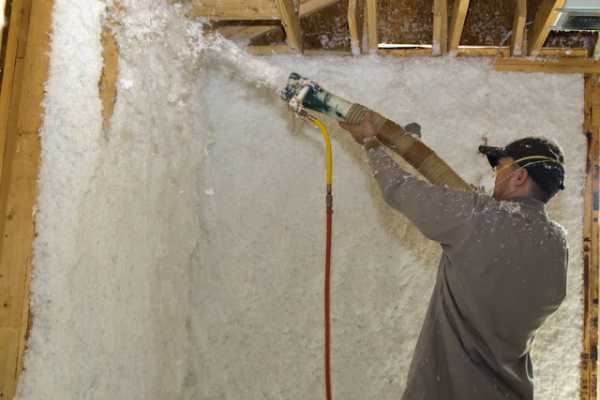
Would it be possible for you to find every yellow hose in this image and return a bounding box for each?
[307,116,334,400]
[310,117,333,186]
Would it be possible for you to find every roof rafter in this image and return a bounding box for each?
[528,0,566,56]
[366,0,378,53]
[448,0,470,54]
[275,0,302,52]
[511,0,526,56]
[432,0,448,56]
[348,0,363,55]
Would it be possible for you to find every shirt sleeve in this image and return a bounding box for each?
[366,145,482,248]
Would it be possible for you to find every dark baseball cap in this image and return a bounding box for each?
[479,137,565,197]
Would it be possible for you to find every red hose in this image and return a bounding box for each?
[325,189,333,400]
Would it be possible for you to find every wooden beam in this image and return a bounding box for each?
[448,0,469,54]
[457,46,510,57]
[0,0,50,398]
[300,0,340,15]
[511,0,526,56]
[216,0,340,42]
[366,0,377,53]
[189,0,281,20]
[432,0,447,56]
[378,48,433,57]
[348,0,362,55]
[246,45,351,56]
[275,0,302,52]
[540,47,588,58]
[581,73,600,400]
[493,57,600,74]
[528,0,566,56]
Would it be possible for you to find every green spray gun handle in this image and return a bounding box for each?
[280,73,354,121]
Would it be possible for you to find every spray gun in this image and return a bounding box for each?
[281,72,472,192]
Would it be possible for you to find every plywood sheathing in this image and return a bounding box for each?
[0,0,51,399]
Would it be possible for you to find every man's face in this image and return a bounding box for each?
[493,157,517,200]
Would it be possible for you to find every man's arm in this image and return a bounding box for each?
[365,139,480,247]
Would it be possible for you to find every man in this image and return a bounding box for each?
[339,116,569,400]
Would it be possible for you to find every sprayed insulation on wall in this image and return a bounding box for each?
[16,1,586,399]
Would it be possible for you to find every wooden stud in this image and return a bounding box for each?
[366,0,377,53]
[348,0,362,55]
[432,0,447,56]
[448,0,469,54]
[528,0,566,56]
[275,0,302,52]
[511,0,526,56]
[594,34,600,60]
[0,0,51,399]
[581,74,600,400]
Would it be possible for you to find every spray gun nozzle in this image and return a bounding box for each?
[281,73,321,116]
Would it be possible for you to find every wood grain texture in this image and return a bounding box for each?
[432,0,447,55]
[511,0,526,56]
[528,0,566,56]
[275,0,302,51]
[581,74,599,400]
[189,0,280,20]
[365,0,377,52]
[0,0,50,398]
[448,0,469,53]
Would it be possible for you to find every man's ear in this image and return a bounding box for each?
[513,168,529,186]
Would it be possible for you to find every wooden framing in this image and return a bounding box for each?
[189,0,282,20]
[528,0,566,56]
[0,0,50,398]
[582,74,600,400]
[366,0,377,53]
[448,0,469,54]
[432,0,447,56]
[511,0,526,56]
[594,35,600,60]
[216,0,341,43]
[275,0,302,52]
[347,0,362,55]
[2,1,600,400]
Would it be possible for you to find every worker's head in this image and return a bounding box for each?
[479,137,565,203]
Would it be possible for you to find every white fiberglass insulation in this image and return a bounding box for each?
[16,1,586,399]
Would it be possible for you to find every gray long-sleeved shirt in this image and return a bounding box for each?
[366,145,569,400]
